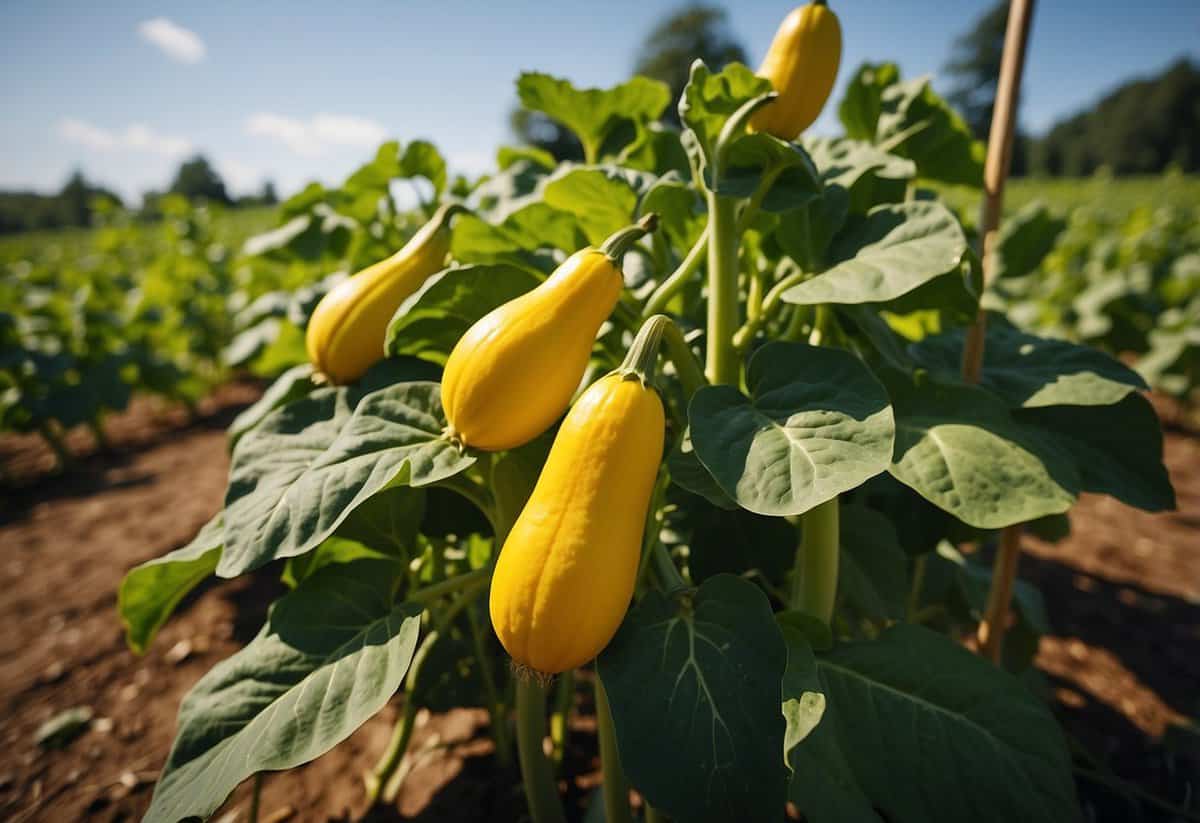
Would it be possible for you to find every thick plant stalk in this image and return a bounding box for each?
[705,191,741,385]
[595,678,634,823]
[515,677,568,823]
[960,0,1038,663]
[793,498,840,624]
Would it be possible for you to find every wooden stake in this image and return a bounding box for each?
[961,0,1038,663]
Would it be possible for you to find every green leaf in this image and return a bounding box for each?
[779,627,827,769]
[640,172,704,251]
[220,382,474,577]
[143,559,421,823]
[838,62,901,141]
[497,144,557,171]
[332,485,426,558]
[689,343,895,517]
[385,263,541,362]
[994,202,1067,280]
[887,373,1079,529]
[516,72,670,163]
[837,504,907,621]
[118,514,222,654]
[541,165,657,244]
[1017,393,1175,512]
[802,136,916,208]
[720,134,821,211]
[876,77,985,187]
[781,202,967,306]
[227,364,316,449]
[667,431,739,510]
[687,502,795,586]
[678,60,772,179]
[785,624,1079,823]
[598,575,788,823]
[774,185,851,272]
[908,321,1148,408]
[399,140,447,198]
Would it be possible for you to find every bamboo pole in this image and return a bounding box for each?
[960,0,1037,663]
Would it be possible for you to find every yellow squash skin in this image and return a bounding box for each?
[441,248,623,451]
[489,373,665,674]
[305,210,453,384]
[749,1,843,141]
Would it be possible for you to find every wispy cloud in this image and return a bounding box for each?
[246,113,388,157]
[218,158,264,195]
[58,119,193,158]
[137,17,206,64]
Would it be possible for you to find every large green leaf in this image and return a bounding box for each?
[227,364,316,449]
[516,72,671,163]
[541,164,657,244]
[1017,393,1175,512]
[837,62,901,141]
[994,202,1067,280]
[908,321,1148,408]
[803,137,915,194]
[144,559,422,823]
[719,133,821,210]
[678,60,772,179]
[876,77,985,187]
[220,382,474,577]
[689,343,895,517]
[786,624,1079,823]
[782,202,967,306]
[385,264,541,362]
[118,515,222,654]
[837,504,907,621]
[887,373,1079,529]
[598,575,787,823]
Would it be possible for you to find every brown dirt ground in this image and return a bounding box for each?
[0,388,1197,822]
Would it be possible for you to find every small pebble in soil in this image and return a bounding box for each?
[40,661,66,683]
[164,639,193,664]
[93,717,114,735]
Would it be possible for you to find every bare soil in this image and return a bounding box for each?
[0,388,1197,822]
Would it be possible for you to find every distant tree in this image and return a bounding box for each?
[168,155,233,205]
[1032,59,1200,176]
[944,2,1008,141]
[0,171,122,235]
[633,5,747,126]
[259,181,278,205]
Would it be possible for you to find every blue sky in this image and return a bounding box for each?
[2,1,1197,201]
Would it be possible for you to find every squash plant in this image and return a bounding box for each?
[121,55,1175,823]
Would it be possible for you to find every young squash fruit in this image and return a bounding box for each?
[441,214,658,452]
[749,0,843,141]
[489,317,669,675]
[305,203,463,384]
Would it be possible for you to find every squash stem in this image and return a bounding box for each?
[792,497,840,625]
[732,267,809,350]
[705,191,740,385]
[658,319,708,399]
[467,603,512,768]
[600,213,660,262]
[643,226,709,318]
[651,542,689,596]
[515,677,568,823]
[595,677,634,823]
[549,669,573,770]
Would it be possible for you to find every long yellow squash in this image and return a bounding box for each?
[750,0,843,141]
[441,214,656,452]
[489,336,666,674]
[306,204,461,384]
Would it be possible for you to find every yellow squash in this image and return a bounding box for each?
[306,204,461,384]
[750,0,843,141]
[441,215,656,452]
[489,369,665,675]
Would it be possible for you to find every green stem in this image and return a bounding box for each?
[601,213,659,262]
[37,421,72,470]
[735,165,785,236]
[907,555,928,621]
[643,227,709,318]
[644,805,665,823]
[732,266,810,350]
[515,677,568,823]
[636,470,671,592]
[439,474,499,536]
[467,603,512,768]
[407,567,490,606]
[249,773,262,823]
[808,304,833,346]
[595,678,633,823]
[651,542,689,596]
[658,320,708,399]
[792,498,840,625]
[549,670,574,769]
[366,683,419,804]
[618,315,670,381]
[705,191,740,385]
[89,417,111,452]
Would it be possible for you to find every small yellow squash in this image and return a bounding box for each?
[306,204,461,384]
[750,0,843,141]
[441,215,656,452]
[489,322,667,674]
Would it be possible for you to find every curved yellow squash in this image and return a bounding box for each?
[489,373,665,674]
[441,248,623,451]
[749,1,843,141]
[306,205,457,384]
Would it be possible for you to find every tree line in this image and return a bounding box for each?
[0,156,277,235]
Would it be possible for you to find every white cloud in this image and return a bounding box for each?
[218,158,264,195]
[138,17,206,64]
[58,119,193,158]
[245,112,388,157]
